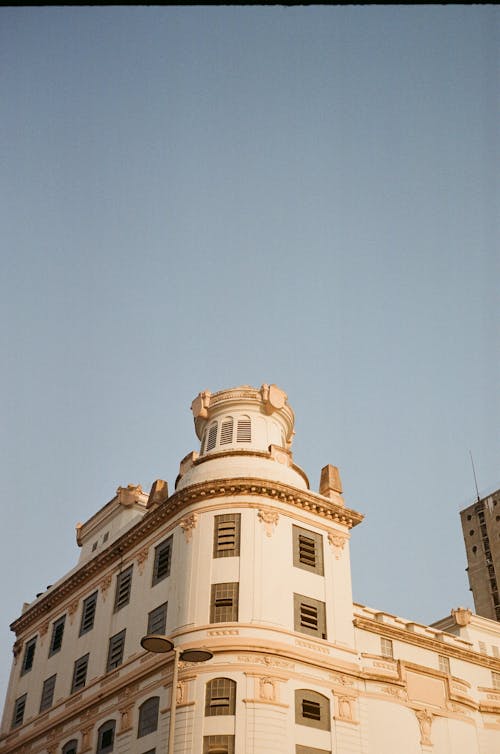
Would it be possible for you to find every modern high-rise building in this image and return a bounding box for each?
[1,384,500,754]
[460,488,500,622]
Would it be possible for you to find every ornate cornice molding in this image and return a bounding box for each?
[12,477,363,636]
[354,616,500,671]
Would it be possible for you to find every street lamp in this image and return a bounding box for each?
[140,634,214,754]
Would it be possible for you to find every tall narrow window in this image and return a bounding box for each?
[492,671,500,690]
[213,514,240,558]
[21,636,36,675]
[11,694,27,729]
[39,674,57,712]
[114,565,133,612]
[79,591,98,635]
[380,638,394,658]
[137,697,160,737]
[97,720,115,754]
[49,615,65,656]
[220,417,234,445]
[293,526,324,575]
[210,583,239,623]
[295,690,330,730]
[152,537,172,585]
[71,653,89,693]
[205,678,236,716]
[147,603,168,635]
[62,740,78,754]
[206,422,218,451]
[203,736,235,754]
[293,594,327,639]
[438,655,450,674]
[106,630,126,672]
[236,416,251,443]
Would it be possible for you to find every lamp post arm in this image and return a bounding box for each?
[167,646,180,754]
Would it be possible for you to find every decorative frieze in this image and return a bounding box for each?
[258,509,279,537]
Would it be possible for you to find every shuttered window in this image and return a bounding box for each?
[79,591,98,635]
[220,417,233,445]
[206,422,218,451]
[295,690,330,730]
[210,583,239,623]
[152,537,172,585]
[205,678,236,716]
[39,674,56,712]
[380,638,393,658]
[71,653,89,693]
[293,594,327,639]
[106,630,126,672]
[213,514,240,558]
[138,697,160,737]
[11,694,27,729]
[49,615,65,656]
[203,736,235,754]
[293,526,324,575]
[236,417,251,443]
[21,636,36,675]
[114,566,133,611]
[147,602,168,635]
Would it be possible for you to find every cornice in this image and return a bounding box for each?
[353,616,500,671]
[11,477,363,636]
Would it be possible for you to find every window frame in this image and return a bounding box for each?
[49,615,66,657]
[79,591,98,636]
[11,694,27,729]
[39,673,57,712]
[293,594,327,639]
[96,720,116,754]
[20,636,37,676]
[380,637,394,658]
[62,739,78,754]
[147,602,168,635]
[137,696,160,738]
[114,565,133,612]
[106,630,126,672]
[210,583,239,623]
[295,689,331,731]
[152,537,172,586]
[203,735,235,754]
[71,653,89,694]
[213,514,241,558]
[292,525,324,575]
[438,655,450,674]
[205,677,236,716]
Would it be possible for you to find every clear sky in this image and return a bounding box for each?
[1,7,498,705]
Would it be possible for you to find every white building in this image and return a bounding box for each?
[1,384,499,754]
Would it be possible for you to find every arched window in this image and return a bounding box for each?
[295,689,330,730]
[137,696,160,738]
[236,416,251,443]
[220,417,233,445]
[205,677,236,716]
[96,720,115,753]
[62,741,78,754]
[206,422,218,451]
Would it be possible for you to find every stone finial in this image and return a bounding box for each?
[147,479,169,509]
[451,607,472,626]
[260,384,287,414]
[320,465,343,498]
[75,522,83,547]
[191,390,212,419]
[116,484,143,507]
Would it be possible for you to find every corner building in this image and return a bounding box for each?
[1,384,500,754]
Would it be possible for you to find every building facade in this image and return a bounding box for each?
[1,384,500,754]
[460,489,500,622]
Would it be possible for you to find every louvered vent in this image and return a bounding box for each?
[206,422,218,451]
[236,417,251,443]
[220,417,233,445]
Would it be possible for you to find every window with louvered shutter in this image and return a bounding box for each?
[49,615,65,656]
[380,638,393,658]
[138,697,160,737]
[293,526,324,575]
[206,422,218,451]
[203,736,235,754]
[21,636,36,675]
[236,417,251,442]
[39,674,56,712]
[114,566,133,611]
[71,653,89,693]
[79,591,98,635]
[220,417,233,445]
[11,694,26,729]
[205,678,236,716]
[213,514,240,558]
[210,583,239,623]
[106,630,126,672]
[293,594,327,639]
[295,689,330,730]
[152,537,172,585]
[147,602,167,635]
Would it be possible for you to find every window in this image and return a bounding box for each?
[210,583,239,623]
[152,537,172,585]
[213,514,241,558]
[138,697,160,737]
[147,603,168,635]
[293,526,324,575]
[236,416,251,443]
[220,417,233,445]
[114,565,133,611]
[97,720,115,753]
[203,736,235,754]
[39,674,56,712]
[492,671,500,690]
[296,747,331,754]
[49,615,66,656]
[295,690,330,730]
[438,655,450,674]
[293,594,327,639]
[106,630,126,672]
[380,638,394,658]
[11,694,27,729]
[206,422,218,451]
[21,636,36,675]
[205,678,236,716]
[71,653,89,693]
[479,641,487,654]
[79,591,98,635]
[62,740,78,754]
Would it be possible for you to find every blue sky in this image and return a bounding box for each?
[1,7,498,704]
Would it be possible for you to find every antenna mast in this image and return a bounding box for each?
[469,450,481,503]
